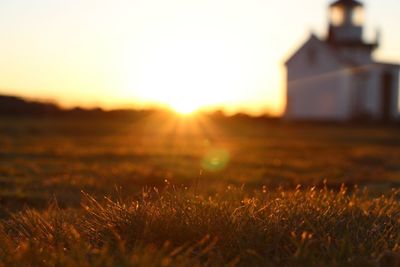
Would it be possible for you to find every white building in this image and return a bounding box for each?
[285,0,400,121]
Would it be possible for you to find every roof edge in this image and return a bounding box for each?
[330,0,363,7]
[284,34,320,66]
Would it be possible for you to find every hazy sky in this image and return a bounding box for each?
[0,0,399,114]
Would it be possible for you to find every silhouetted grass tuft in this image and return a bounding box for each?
[1,186,400,266]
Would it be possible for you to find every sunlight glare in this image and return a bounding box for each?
[170,100,199,115]
[125,38,244,113]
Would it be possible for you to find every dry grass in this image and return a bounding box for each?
[1,186,400,266]
[0,116,399,265]
[0,117,399,215]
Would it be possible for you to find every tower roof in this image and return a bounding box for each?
[330,0,363,7]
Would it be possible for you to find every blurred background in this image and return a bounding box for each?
[0,0,399,115]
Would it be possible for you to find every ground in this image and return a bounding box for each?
[0,115,399,266]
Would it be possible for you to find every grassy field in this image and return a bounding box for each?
[0,115,400,266]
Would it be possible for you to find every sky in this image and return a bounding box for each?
[0,0,399,115]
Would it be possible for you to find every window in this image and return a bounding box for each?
[330,6,345,26]
[351,6,364,26]
[330,5,364,27]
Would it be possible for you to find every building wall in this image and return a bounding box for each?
[336,47,373,65]
[347,64,384,120]
[364,67,381,119]
[285,35,400,121]
[388,67,400,120]
[286,69,354,121]
[367,65,400,121]
[286,37,353,120]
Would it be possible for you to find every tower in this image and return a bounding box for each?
[328,0,365,44]
[327,0,378,64]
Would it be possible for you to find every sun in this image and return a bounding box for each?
[168,99,201,115]
[123,38,244,115]
[163,90,215,115]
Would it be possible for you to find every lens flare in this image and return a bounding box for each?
[202,148,230,172]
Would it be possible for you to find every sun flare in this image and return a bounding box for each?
[125,38,247,115]
[170,101,199,115]
[165,91,215,115]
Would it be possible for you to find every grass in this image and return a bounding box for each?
[1,186,400,266]
[0,115,399,265]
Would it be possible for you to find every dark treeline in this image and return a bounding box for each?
[0,95,162,120]
[0,94,278,122]
[2,94,395,126]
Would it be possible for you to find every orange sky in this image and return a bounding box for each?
[0,0,399,115]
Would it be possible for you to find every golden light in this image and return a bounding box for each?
[125,38,245,114]
[163,91,215,115]
[169,101,200,115]
[0,0,300,116]
[139,109,230,173]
